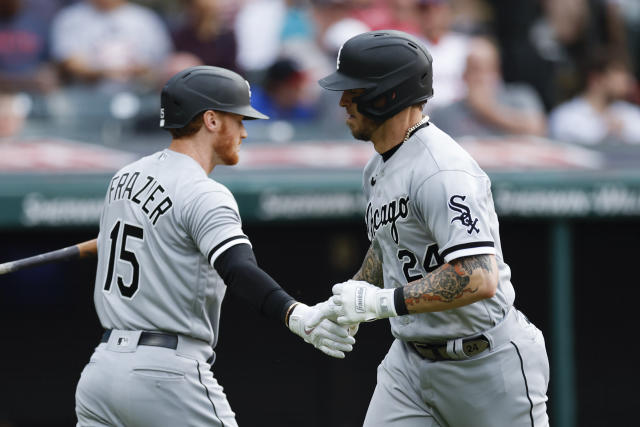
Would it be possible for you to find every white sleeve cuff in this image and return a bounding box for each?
[441,241,496,263]
[207,235,252,266]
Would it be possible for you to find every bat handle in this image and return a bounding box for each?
[78,239,98,258]
[0,238,98,275]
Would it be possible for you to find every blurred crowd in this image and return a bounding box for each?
[1,0,640,145]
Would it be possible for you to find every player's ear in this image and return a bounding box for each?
[203,110,218,131]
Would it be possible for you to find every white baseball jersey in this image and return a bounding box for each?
[94,149,250,347]
[363,121,515,342]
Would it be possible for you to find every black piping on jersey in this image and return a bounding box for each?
[407,120,430,139]
[380,122,430,162]
[511,341,536,426]
[372,121,430,186]
[208,235,249,264]
[439,241,494,259]
[196,360,225,426]
[381,141,404,162]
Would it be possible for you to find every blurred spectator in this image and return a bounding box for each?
[235,0,334,81]
[487,0,630,111]
[50,0,172,93]
[235,1,367,118]
[0,0,60,94]
[304,0,371,129]
[310,0,370,59]
[415,0,472,113]
[234,0,289,77]
[615,0,640,101]
[548,48,640,145]
[447,0,493,34]
[250,57,318,120]
[0,92,30,139]
[170,0,239,72]
[429,36,546,138]
[235,0,368,97]
[350,0,421,35]
[160,51,204,88]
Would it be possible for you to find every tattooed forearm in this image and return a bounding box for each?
[454,255,494,276]
[404,265,474,306]
[404,255,494,311]
[353,241,384,288]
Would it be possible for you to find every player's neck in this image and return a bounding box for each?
[371,108,425,154]
[169,135,216,174]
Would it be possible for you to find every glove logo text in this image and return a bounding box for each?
[355,287,366,313]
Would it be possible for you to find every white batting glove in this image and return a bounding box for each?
[331,280,397,325]
[347,323,359,337]
[288,302,356,359]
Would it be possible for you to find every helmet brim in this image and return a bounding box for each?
[227,105,269,120]
[318,71,376,91]
[242,106,269,120]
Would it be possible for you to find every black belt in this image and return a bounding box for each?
[101,330,178,349]
[409,336,490,361]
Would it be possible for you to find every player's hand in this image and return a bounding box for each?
[347,323,359,337]
[287,302,356,359]
[331,280,398,325]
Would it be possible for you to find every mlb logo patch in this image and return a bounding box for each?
[117,337,129,346]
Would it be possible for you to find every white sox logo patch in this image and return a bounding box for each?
[448,195,479,234]
[366,196,409,243]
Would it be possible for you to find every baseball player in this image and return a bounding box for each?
[74,66,355,427]
[318,31,550,426]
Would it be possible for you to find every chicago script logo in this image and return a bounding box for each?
[448,195,479,234]
[366,196,409,243]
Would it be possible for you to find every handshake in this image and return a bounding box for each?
[288,280,399,359]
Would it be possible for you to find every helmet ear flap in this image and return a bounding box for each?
[355,91,397,119]
[371,91,397,109]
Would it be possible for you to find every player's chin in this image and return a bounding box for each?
[225,155,240,165]
[346,118,358,133]
[221,151,240,165]
[216,143,241,165]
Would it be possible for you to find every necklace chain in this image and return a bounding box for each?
[403,115,429,142]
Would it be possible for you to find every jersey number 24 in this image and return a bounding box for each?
[397,243,444,283]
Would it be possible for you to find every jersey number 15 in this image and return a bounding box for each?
[103,220,144,299]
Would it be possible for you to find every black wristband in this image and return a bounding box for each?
[283,301,300,327]
[394,287,409,316]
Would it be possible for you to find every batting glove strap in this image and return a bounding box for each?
[332,280,398,324]
[374,288,398,319]
[287,303,313,338]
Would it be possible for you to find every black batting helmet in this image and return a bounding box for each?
[318,30,433,122]
[160,66,268,129]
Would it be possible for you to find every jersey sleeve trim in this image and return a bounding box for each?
[440,241,495,263]
[208,235,251,265]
